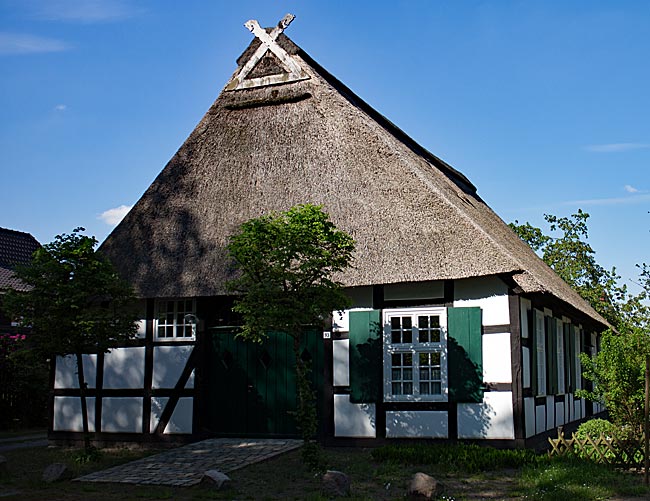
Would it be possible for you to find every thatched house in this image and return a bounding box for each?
[51,15,606,446]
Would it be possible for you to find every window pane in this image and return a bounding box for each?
[430,316,440,328]
[391,353,401,366]
[403,368,412,381]
[430,329,440,342]
[403,330,412,343]
[419,352,429,365]
[418,316,428,329]
[420,368,430,380]
[402,317,412,329]
[431,382,441,394]
[391,317,401,329]
[403,382,413,395]
[391,331,401,344]
[404,353,412,365]
[420,382,430,395]
[392,369,401,380]
[432,368,441,380]
[392,383,402,395]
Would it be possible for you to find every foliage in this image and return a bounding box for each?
[577,329,649,433]
[226,204,355,342]
[226,204,355,469]
[510,210,632,327]
[371,443,543,473]
[0,333,48,428]
[574,418,620,441]
[3,228,139,358]
[2,228,139,447]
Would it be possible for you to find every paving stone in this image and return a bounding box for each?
[75,438,301,487]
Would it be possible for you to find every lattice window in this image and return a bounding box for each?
[384,308,447,402]
[155,299,196,340]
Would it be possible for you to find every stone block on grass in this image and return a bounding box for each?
[42,463,72,483]
[322,470,351,497]
[407,472,442,500]
[201,470,231,489]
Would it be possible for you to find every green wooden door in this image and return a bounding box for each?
[205,327,323,437]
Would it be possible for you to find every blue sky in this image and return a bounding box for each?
[1,0,649,290]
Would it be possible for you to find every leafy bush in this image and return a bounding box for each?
[371,443,543,473]
[574,418,619,441]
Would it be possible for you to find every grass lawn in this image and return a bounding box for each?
[1,442,649,500]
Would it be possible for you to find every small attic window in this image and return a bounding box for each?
[155,299,196,341]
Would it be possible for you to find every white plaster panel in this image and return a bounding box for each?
[384,281,444,301]
[524,397,535,438]
[150,396,168,432]
[482,332,512,383]
[457,392,514,439]
[522,346,531,389]
[54,354,97,389]
[53,396,95,432]
[152,345,194,389]
[568,394,575,422]
[333,394,375,438]
[546,396,555,430]
[103,347,145,389]
[332,308,374,333]
[101,397,143,433]
[574,399,582,420]
[332,339,350,387]
[520,299,531,339]
[581,399,586,418]
[555,402,565,427]
[386,411,448,438]
[185,369,195,389]
[535,405,546,435]
[453,276,510,326]
[136,319,147,339]
[164,397,193,434]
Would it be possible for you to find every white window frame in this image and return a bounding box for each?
[154,299,197,341]
[383,307,448,402]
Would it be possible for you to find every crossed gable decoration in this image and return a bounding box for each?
[225,13,309,91]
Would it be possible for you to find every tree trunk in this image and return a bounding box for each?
[75,352,91,451]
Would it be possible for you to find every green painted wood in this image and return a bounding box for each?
[531,309,538,397]
[563,322,572,392]
[448,307,483,403]
[349,310,382,403]
[569,324,577,392]
[546,317,558,395]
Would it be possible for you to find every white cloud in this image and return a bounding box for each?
[561,193,650,207]
[0,32,70,55]
[584,143,650,153]
[54,104,67,111]
[98,205,132,226]
[624,184,640,193]
[28,0,139,23]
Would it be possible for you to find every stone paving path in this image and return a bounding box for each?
[76,438,302,487]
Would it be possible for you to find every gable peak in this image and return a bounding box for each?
[225,13,309,91]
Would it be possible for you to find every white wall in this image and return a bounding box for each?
[54,354,97,389]
[101,397,143,433]
[386,411,448,438]
[53,396,96,432]
[150,396,193,434]
[457,392,514,439]
[103,347,145,389]
[482,332,512,383]
[333,394,375,438]
[332,339,349,387]
[152,345,194,389]
[454,276,510,326]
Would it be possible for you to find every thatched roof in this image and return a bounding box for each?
[100,27,607,329]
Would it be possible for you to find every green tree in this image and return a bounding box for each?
[226,204,355,467]
[2,228,138,449]
[510,212,650,432]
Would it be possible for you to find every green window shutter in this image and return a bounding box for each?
[531,309,538,396]
[546,318,557,395]
[448,307,483,403]
[349,310,382,403]
[563,323,572,392]
[569,324,576,393]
